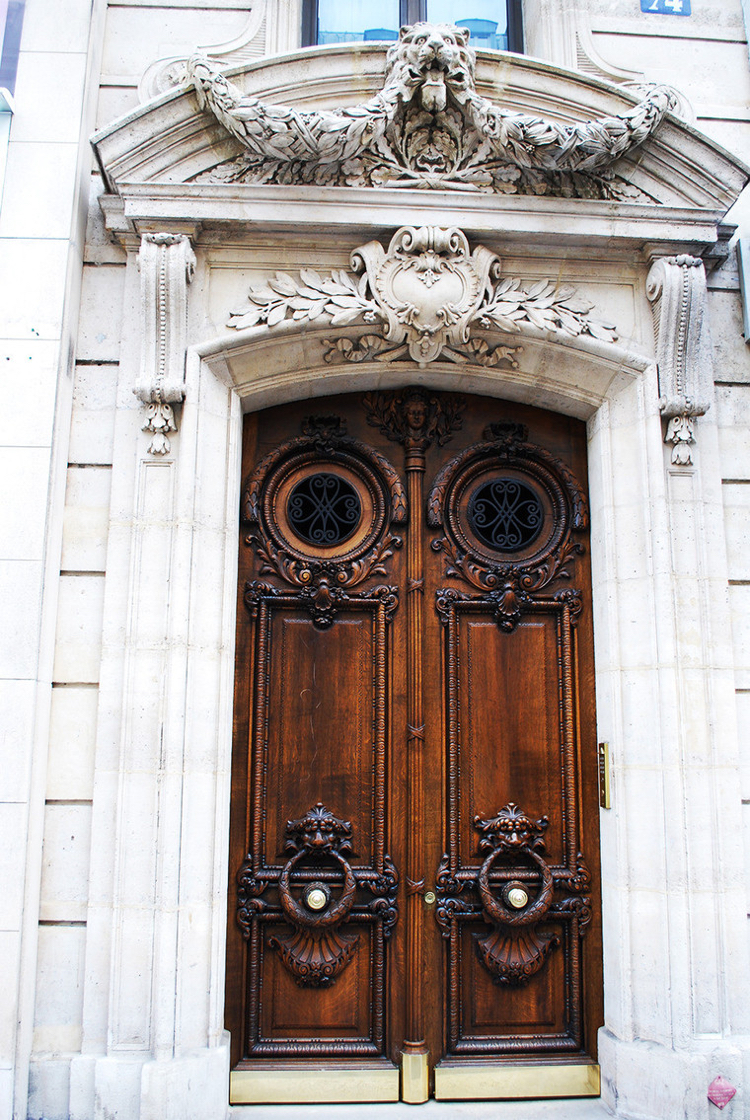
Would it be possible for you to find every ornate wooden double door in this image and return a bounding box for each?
[227,389,602,1104]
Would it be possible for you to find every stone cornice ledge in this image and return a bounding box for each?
[99,185,731,255]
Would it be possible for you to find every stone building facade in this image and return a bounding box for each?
[2,2,750,1119]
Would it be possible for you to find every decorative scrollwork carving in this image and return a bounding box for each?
[243,415,406,591]
[226,225,618,366]
[237,864,275,937]
[552,894,593,933]
[428,425,588,608]
[238,803,399,989]
[474,804,557,986]
[269,804,360,988]
[364,387,465,451]
[366,855,399,939]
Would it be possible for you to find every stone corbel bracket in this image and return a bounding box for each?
[136,233,196,455]
[647,254,711,466]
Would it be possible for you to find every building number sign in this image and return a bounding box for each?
[640,0,691,13]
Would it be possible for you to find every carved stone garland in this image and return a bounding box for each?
[227,225,618,368]
[136,233,196,455]
[188,22,675,200]
[647,254,711,466]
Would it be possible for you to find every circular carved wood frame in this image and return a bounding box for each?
[242,415,407,588]
[427,421,588,593]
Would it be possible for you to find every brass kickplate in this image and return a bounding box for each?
[230,1065,400,1104]
[435,1061,600,1100]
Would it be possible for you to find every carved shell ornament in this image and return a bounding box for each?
[188,23,676,199]
[227,224,618,366]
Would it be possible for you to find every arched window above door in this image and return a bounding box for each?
[301,0,524,52]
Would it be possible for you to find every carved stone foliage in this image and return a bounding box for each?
[435,805,591,987]
[238,803,398,988]
[242,414,406,599]
[647,255,711,466]
[227,225,618,367]
[428,422,588,622]
[188,22,675,199]
[136,233,196,455]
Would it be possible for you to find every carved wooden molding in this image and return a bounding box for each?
[428,422,588,608]
[188,22,675,200]
[136,233,196,455]
[227,225,618,367]
[434,588,592,1051]
[647,254,711,466]
[242,414,406,594]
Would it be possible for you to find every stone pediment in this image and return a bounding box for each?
[92,34,748,222]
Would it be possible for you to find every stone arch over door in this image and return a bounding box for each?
[78,309,747,1118]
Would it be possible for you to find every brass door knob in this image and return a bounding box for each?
[304,885,329,911]
[504,885,529,909]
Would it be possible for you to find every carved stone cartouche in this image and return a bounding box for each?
[188,23,675,199]
[227,225,618,367]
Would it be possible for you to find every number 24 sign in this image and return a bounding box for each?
[641,0,691,13]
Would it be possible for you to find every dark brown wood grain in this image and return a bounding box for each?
[226,391,602,1090]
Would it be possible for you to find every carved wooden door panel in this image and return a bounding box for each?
[227,391,602,1105]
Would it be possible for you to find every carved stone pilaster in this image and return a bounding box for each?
[136,233,196,455]
[646,254,711,466]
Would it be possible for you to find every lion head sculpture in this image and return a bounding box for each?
[385,22,476,112]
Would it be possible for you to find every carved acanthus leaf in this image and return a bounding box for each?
[228,225,618,366]
[188,23,675,199]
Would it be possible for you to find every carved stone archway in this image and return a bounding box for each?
[76,30,750,1120]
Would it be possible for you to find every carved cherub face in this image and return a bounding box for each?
[403,396,428,432]
[385,23,475,112]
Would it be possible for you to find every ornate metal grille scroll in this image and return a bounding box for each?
[287,473,362,546]
[468,478,544,551]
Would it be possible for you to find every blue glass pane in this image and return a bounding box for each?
[0,0,25,94]
[426,1,508,48]
[318,0,399,44]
